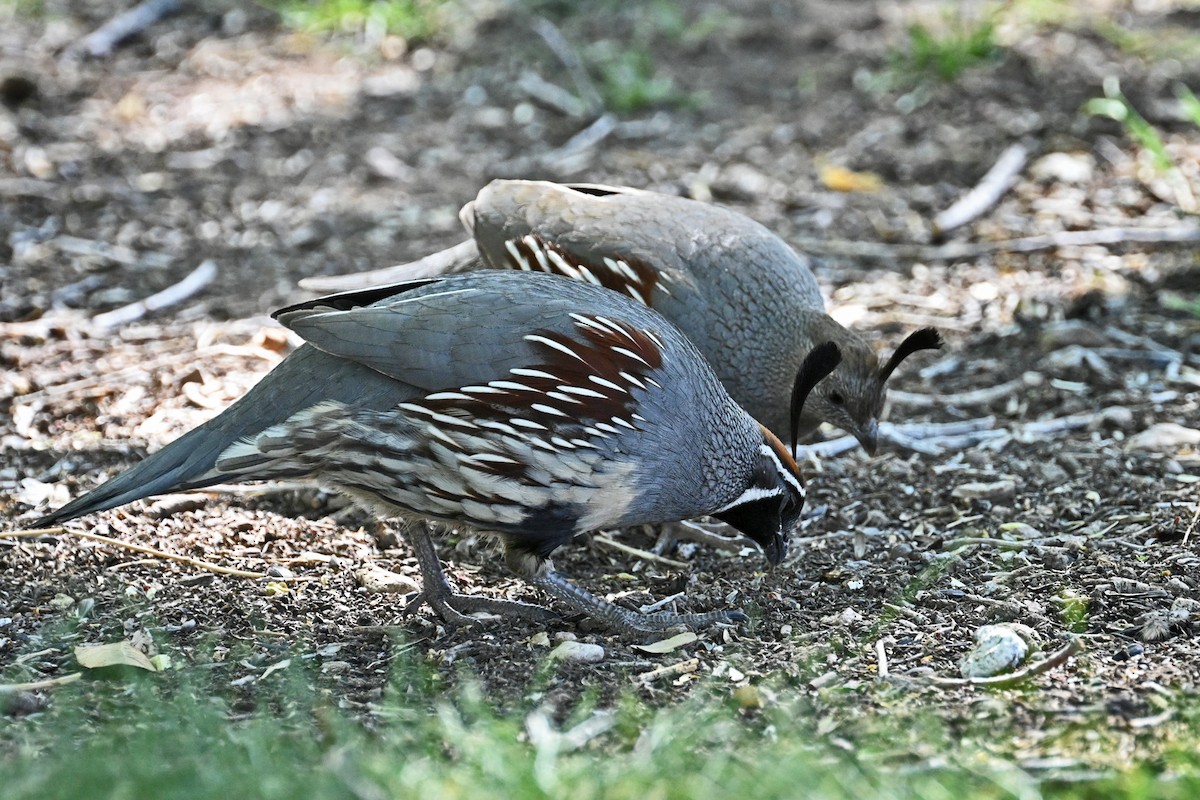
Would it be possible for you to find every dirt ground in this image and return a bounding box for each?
[2,0,1199,774]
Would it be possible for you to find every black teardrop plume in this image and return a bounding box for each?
[790,342,843,456]
[879,328,943,384]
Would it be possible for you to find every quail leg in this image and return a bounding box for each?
[530,570,746,638]
[402,522,561,627]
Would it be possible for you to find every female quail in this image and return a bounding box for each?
[33,271,841,636]
[303,180,941,454]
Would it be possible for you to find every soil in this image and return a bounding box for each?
[2,0,1199,773]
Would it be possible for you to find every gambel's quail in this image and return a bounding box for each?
[301,180,942,454]
[32,272,842,636]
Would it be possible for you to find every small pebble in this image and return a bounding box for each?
[1030,151,1095,184]
[1114,643,1144,661]
[547,641,604,664]
[959,623,1040,678]
[1124,423,1200,453]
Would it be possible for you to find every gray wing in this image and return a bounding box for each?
[275,271,670,393]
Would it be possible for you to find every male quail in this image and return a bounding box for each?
[302,180,942,454]
[32,272,842,636]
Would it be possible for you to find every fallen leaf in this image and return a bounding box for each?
[75,642,158,672]
[819,164,883,193]
[632,631,698,654]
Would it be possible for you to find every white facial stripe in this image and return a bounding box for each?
[759,444,805,497]
[714,484,784,514]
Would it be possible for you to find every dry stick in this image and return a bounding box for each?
[933,141,1031,236]
[1103,325,1185,361]
[0,526,270,579]
[665,519,743,553]
[592,534,689,568]
[875,639,890,680]
[1183,503,1200,547]
[889,372,1041,410]
[639,591,686,614]
[0,178,58,198]
[52,235,172,268]
[92,259,218,331]
[917,636,1085,689]
[516,71,590,118]
[796,418,1001,459]
[544,113,618,165]
[74,0,183,58]
[790,224,1200,263]
[636,657,700,684]
[0,673,83,693]
[944,537,1044,551]
[531,16,604,116]
[299,240,480,293]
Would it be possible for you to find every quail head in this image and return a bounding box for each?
[32,271,842,636]
[302,179,942,454]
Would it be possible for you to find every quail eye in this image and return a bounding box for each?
[829,391,845,406]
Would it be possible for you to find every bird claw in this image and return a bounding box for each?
[403,588,562,629]
[532,571,746,638]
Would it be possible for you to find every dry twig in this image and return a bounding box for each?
[916,636,1085,688]
[72,0,183,58]
[890,372,1041,410]
[593,534,689,568]
[933,141,1030,236]
[531,16,603,115]
[1184,503,1199,547]
[299,240,480,292]
[0,673,83,692]
[636,658,700,683]
[0,526,271,579]
[92,259,218,331]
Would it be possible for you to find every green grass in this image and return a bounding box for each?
[268,0,451,41]
[5,638,1200,800]
[1162,292,1200,318]
[857,10,1002,99]
[587,42,697,115]
[903,17,1001,83]
[1084,78,1173,172]
[0,0,47,21]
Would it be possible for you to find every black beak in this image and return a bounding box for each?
[762,530,787,566]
